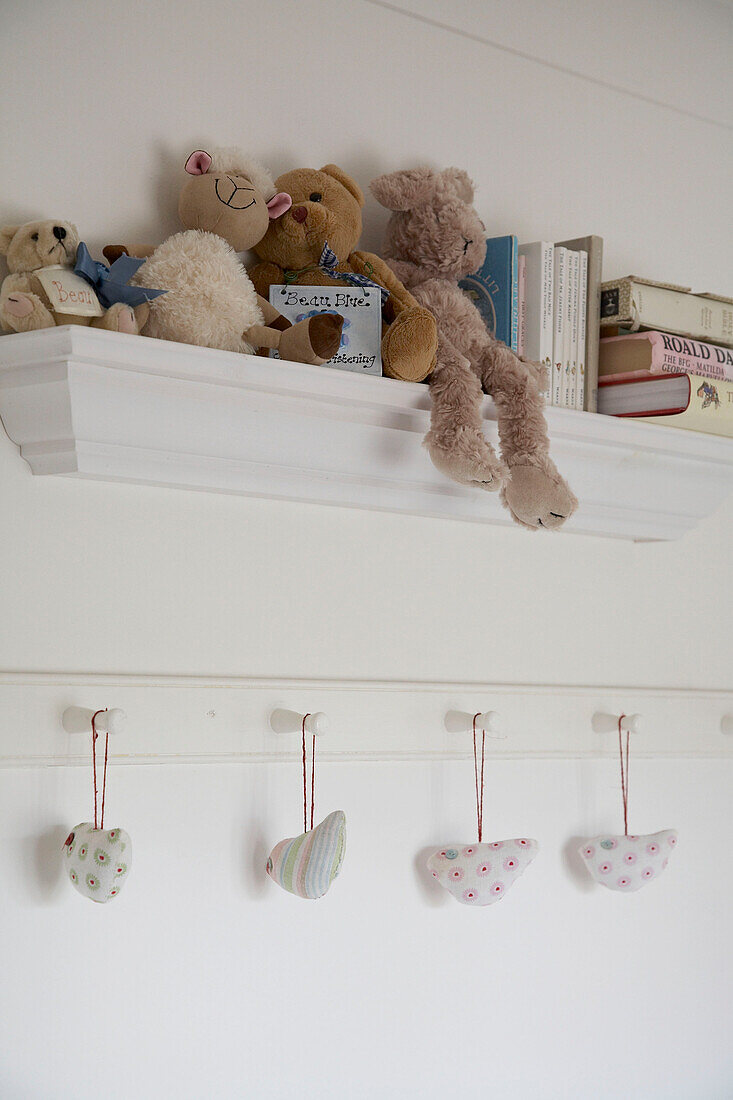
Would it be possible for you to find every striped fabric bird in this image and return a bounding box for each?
[266,810,346,900]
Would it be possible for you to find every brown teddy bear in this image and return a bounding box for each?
[248,164,437,382]
[370,167,577,531]
[0,220,148,335]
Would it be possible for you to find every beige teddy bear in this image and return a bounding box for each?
[0,220,147,335]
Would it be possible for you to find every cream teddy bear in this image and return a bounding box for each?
[0,220,147,335]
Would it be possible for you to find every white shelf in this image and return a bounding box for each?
[1,326,732,541]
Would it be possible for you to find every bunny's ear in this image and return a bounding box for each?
[0,225,19,255]
[369,168,436,211]
[184,150,213,175]
[440,167,475,204]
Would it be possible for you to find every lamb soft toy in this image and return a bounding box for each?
[107,149,342,365]
[370,167,577,530]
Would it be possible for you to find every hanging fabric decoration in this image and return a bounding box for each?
[427,714,538,906]
[266,715,346,900]
[578,716,678,892]
[63,710,132,903]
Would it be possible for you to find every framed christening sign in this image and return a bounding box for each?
[269,284,382,375]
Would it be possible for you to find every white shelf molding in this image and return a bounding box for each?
[1,326,733,541]
[0,670,731,766]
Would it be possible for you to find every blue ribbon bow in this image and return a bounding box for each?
[317,241,389,306]
[74,242,167,310]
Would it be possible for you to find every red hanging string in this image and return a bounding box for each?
[301,715,316,833]
[618,714,630,836]
[310,731,316,832]
[472,713,486,843]
[302,714,309,833]
[100,727,110,830]
[91,710,105,830]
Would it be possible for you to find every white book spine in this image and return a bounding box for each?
[564,251,579,408]
[517,254,527,358]
[576,251,588,410]
[552,247,567,407]
[519,242,554,400]
[540,243,554,396]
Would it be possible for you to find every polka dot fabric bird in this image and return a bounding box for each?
[427,838,539,906]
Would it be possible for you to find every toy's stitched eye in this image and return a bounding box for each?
[31,233,38,241]
[309,192,322,202]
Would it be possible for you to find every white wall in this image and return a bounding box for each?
[1,2,732,1098]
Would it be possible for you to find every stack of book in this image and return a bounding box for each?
[459,234,603,412]
[597,277,733,438]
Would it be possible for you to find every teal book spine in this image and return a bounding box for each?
[458,235,518,349]
[510,235,518,352]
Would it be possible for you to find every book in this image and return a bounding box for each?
[600,331,733,383]
[556,235,603,412]
[510,235,519,353]
[459,235,518,350]
[268,284,382,374]
[518,241,553,400]
[517,253,526,358]
[598,372,733,438]
[600,276,733,348]
[551,246,567,406]
[562,250,579,408]
[576,251,588,410]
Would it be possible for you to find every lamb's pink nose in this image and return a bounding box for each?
[291,206,308,223]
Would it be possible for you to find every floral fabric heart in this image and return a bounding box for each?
[427,838,539,906]
[578,829,677,892]
[64,822,131,903]
[266,810,346,900]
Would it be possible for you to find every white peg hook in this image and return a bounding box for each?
[444,709,505,739]
[62,706,126,736]
[269,709,329,736]
[592,711,643,735]
[721,715,733,736]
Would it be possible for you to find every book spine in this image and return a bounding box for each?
[517,254,526,358]
[518,242,554,399]
[635,373,733,438]
[560,251,576,407]
[601,280,733,347]
[584,239,603,413]
[540,243,554,399]
[647,331,733,381]
[552,247,567,407]
[510,236,519,352]
[576,251,588,410]
[563,251,579,408]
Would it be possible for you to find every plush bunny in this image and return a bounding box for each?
[370,167,577,530]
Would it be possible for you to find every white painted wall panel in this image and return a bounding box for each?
[0,2,731,1097]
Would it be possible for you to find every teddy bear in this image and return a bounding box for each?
[370,167,577,531]
[105,149,342,365]
[0,220,148,335]
[247,164,438,382]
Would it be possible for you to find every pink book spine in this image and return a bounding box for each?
[603,331,733,382]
